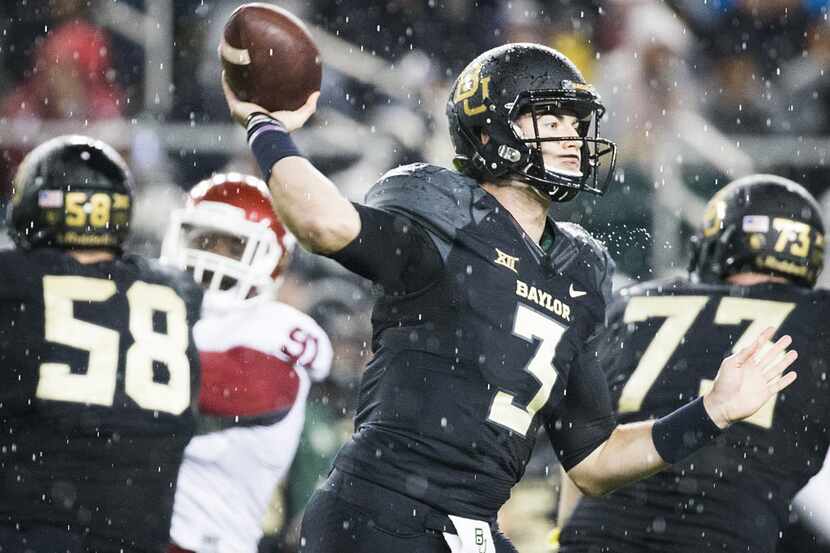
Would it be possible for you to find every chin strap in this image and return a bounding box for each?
[548,185,577,202]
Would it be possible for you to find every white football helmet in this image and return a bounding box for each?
[161,173,295,310]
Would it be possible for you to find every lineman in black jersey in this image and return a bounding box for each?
[222,44,798,553]
[559,174,828,553]
[0,136,202,553]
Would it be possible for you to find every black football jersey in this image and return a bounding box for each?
[328,164,617,520]
[561,278,830,553]
[0,248,202,553]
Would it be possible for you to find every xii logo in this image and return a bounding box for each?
[494,248,519,273]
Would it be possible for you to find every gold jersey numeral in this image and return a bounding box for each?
[64,192,116,228]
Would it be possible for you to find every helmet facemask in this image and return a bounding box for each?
[506,88,617,201]
[447,44,618,202]
[453,85,617,203]
[162,201,292,311]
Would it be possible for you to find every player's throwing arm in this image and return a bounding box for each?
[219,4,359,255]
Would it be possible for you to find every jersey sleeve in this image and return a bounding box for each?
[196,302,333,419]
[546,333,617,471]
[328,203,442,294]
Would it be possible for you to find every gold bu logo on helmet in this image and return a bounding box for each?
[702,192,727,238]
[454,63,491,116]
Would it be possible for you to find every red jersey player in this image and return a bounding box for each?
[161,173,332,553]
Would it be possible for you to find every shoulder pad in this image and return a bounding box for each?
[365,163,483,242]
[619,276,689,298]
[610,277,691,323]
[550,221,616,306]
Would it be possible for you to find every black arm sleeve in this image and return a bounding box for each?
[545,336,617,471]
[328,203,443,295]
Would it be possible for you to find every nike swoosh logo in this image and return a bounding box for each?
[569,284,587,298]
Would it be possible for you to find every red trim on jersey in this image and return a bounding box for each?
[167,545,194,553]
[198,347,300,417]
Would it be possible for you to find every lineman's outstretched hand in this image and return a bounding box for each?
[703,327,798,429]
[221,71,319,132]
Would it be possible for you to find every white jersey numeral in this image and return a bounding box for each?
[618,296,709,413]
[36,275,192,414]
[618,295,794,429]
[487,303,566,437]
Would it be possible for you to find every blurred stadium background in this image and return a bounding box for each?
[2,1,830,552]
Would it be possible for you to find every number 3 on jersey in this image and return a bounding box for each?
[36,275,192,415]
[488,303,566,437]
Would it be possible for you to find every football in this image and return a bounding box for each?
[220,3,321,112]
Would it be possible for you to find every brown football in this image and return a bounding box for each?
[220,3,321,112]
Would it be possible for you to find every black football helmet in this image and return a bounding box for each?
[8,135,134,251]
[690,174,825,287]
[446,43,617,202]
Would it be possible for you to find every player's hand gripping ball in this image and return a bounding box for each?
[220,3,321,112]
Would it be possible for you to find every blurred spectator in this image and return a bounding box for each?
[555,0,698,278]
[1,5,124,199]
[500,0,599,80]
[705,51,772,133]
[594,0,696,167]
[313,0,502,78]
[783,18,830,134]
[672,0,815,134]
[718,0,811,75]
[2,16,123,121]
[0,0,89,85]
